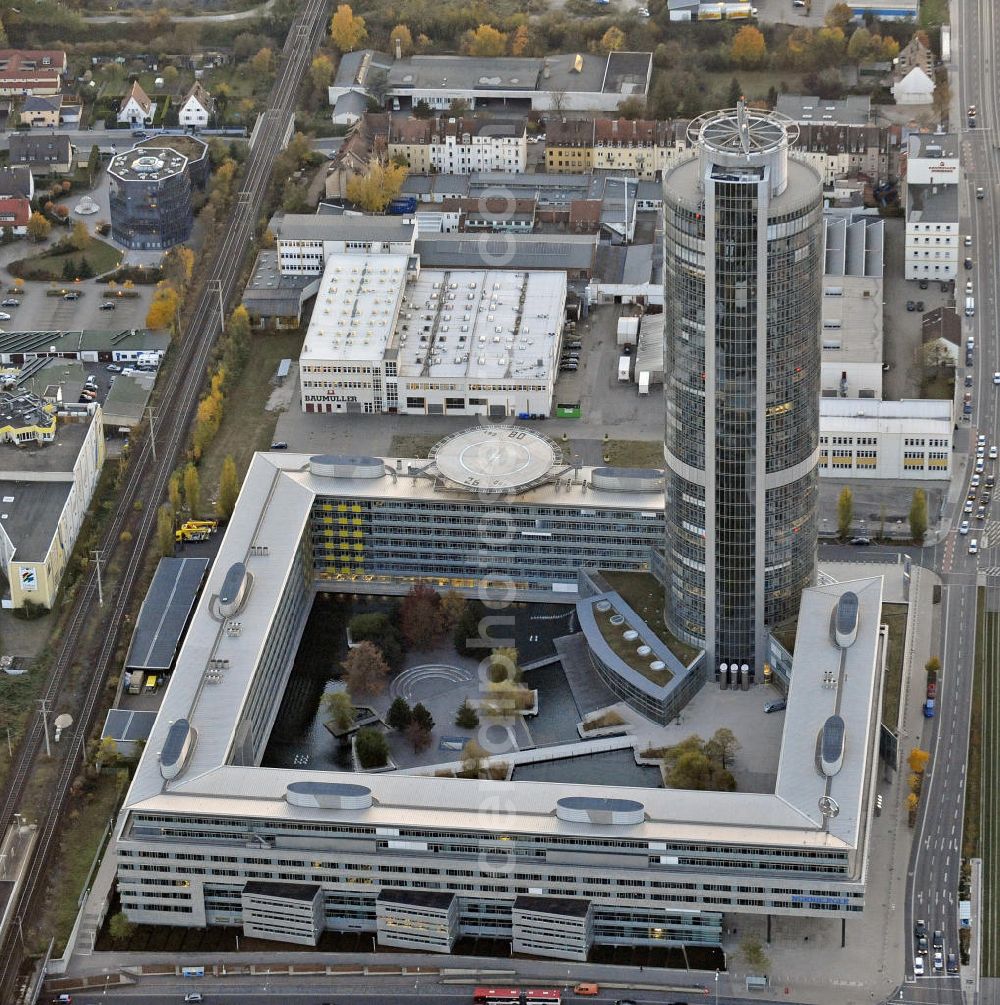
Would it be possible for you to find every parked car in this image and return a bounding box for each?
[906,300,916,311]
[270,441,288,450]
[927,680,937,699]
[0,298,19,307]
[966,258,974,270]
[977,186,985,199]
[966,374,975,388]
[0,312,10,321]
[764,699,786,713]
[919,278,929,289]
[105,363,122,372]
[850,536,871,545]
[965,235,973,247]
[916,300,924,311]
[63,291,80,300]
[992,446,998,459]
[994,371,1000,385]
[100,301,117,310]
[183,996,203,1003]
[923,699,936,718]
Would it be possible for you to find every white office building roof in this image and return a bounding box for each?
[301,253,565,383]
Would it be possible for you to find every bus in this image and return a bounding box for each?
[526,992,562,1005]
[473,990,521,1005]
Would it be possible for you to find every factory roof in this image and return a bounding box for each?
[101,371,155,428]
[241,250,317,319]
[820,397,953,431]
[415,233,596,272]
[272,213,416,245]
[0,479,71,561]
[301,253,566,383]
[907,131,959,160]
[0,329,169,359]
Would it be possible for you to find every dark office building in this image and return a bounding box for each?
[108,146,193,250]
[661,103,824,677]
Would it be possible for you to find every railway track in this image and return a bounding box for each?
[0,0,330,997]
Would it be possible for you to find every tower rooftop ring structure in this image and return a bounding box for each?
[429,425,561,494]
[687,106,799,156]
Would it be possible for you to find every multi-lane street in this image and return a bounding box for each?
[902,0,1000,1001]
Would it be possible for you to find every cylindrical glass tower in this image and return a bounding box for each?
[662,103,823,678]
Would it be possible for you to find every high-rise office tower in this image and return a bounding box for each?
[662,103,823,679]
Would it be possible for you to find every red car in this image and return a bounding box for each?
[927,681,937,699]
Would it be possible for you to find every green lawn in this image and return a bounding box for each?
[198,330,306,507]
[389,433,440,459]
[601,570,700,668]
[700,70,810,102]
[8,238,122,281]
[34,768,123,954]
[922,372,955,400]
[605,439,664,468]
[595,604,673,686]
[880,603,909,729]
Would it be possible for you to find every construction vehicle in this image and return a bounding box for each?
[184,519,219,532]
[175,522,212,543]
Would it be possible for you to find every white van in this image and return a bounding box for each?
[966,296,976,317]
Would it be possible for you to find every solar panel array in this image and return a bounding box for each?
[124,557,209,672]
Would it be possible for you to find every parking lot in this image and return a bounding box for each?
[272,302,664,460]
[0,282,154,332]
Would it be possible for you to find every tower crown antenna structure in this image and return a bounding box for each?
[736,98,751,155]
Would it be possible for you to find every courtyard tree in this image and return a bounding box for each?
[354,726,389,768]
[461,739,489,776]
[439,589,467,631]
[324,690,356,735]
[342,640,390,696]
[488,646,522,684]
[386,696,413,731]
[330,4,367,52]
[455,699,479,728]
[348,611,404,669]
[411,702,435,733]
[453,599,487,657]
[705,727,741,770]
[837,486,854,541]
[406,719,432,753]
[663,734,736,791]
[400,584,445,651]
[910,488,928,543]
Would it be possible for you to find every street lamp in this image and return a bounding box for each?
[714,969,719,1005]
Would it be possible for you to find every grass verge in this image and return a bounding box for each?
[880,602,909,728]
[8,238,122,281]
[26,767,125,954]
[604,439,663,468]
[197,329,305,501]
[389,433,440,459]
[601,569,700,667]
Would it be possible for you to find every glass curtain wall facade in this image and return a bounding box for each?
[662,104,823,677]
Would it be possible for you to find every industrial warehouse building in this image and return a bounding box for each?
[0,395,105,608]
[117,432,886,956]
[299,253,566,417]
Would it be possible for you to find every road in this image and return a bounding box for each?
[0,0,331,999]
[901,0,1000,1001]
[81,0,278,22]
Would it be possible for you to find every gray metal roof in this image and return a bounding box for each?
[415,233,596,271]
[271,213,416,244]
[124,557,209,672]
